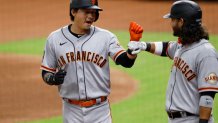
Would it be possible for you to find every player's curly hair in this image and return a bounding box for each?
[180,22,209,45]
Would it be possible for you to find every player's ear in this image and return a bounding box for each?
[178,18,184,28]
[71,9,78,17]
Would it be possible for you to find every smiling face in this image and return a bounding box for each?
[71,8,97,34]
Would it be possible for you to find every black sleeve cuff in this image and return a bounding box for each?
[115,52,136,68]
[200,91,216,99]
[42,70,55,85]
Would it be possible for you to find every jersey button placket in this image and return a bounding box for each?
[80,77,85,96]
[77,63,86,99]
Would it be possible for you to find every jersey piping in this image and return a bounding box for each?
[168,48,189,111]
[61,28,80,100]
[80,27,96,100]
[61,26,96,100]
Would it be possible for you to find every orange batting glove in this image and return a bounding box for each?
[129,22,143,41]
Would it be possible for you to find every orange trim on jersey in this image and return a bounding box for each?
[113,50,125,61]
[40,65,56,72]
[198,87,218,91]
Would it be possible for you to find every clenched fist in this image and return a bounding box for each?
[129,22,143,41]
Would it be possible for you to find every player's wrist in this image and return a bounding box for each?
[127,49,137,59]
[127,49,133,55]
[199,119,208,123]
[140,42,147,51]
[130,37,139,41]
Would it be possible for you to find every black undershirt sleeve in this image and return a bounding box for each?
[200,91,216,98]
[42,70,47,77]
[41,70,55,85]
[115,52,136,68]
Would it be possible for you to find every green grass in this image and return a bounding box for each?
[0,38,45,55]
[1,32,218,123]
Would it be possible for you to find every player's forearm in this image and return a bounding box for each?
[115,52,136,68]
[199,106,212,123]
[144,42,169,56]
[127,52,137,59]
[199,92,216,123]
[42,70,67,85]
[42,70,55,85]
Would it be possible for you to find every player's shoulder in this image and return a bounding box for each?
[93,26,116,37]
[48,26,66,37]
[46,25,67,42]
[199,39,216,52]
[197,39,217,57]
[168,41,181,49]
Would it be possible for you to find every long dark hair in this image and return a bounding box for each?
[180,22,209,45]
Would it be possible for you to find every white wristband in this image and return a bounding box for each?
[199,95,214,108]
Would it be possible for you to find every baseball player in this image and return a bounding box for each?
[40,0,143,123]
[128,1,218,123]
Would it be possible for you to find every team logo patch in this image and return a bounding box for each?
[205,73,218,85]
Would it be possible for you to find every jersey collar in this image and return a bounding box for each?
[62,25,95,42]
[180,39,209,52]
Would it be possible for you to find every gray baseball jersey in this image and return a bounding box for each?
[166,39,218,114]
[40,25,125,100]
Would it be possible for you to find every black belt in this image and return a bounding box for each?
[167,111,196,119]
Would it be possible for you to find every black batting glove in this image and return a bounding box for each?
[53,70,67,85]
